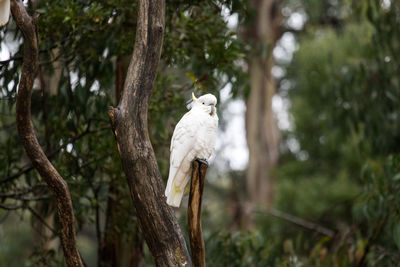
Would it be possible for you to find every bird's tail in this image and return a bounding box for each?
[0,0,10,26]
[165,165,191,207]
[166,184,185,208]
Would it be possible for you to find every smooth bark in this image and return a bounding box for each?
[245,0,282,215]
[108,0,191,265]
[11,0,83,266]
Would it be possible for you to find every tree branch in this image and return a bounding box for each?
[188,160,208,267]
[0,203,24,210]
[256,208,335,237]
[27,205,58,236]
[10,1,83,266]
[0,125,109,185]
[0,184,46,198]
[108,0,191,265]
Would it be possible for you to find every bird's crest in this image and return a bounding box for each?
[186,92,197,110]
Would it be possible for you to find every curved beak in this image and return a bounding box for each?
[209,104,215,116]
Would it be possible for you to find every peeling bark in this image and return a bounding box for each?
[108,0,191,266]
[11,1,83,266]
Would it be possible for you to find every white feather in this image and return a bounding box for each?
[165,94,218,207]
[0,0,10,27]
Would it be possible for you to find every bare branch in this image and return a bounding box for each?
[27,205,58,236]
[0,166,35,185]
[0,184,47,198]
[0,203,24,210]
[188,160,208,267]
[10,1,83,266]
[0,186,50,202]
[256,208,335,237]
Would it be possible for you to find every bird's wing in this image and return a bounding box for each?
[170,111,199,166]
[165,111,199,195]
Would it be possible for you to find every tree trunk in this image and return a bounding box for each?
[11,1,83,266]
[245,0,282,215]
[108,0,191,266]
[100,179,120,267]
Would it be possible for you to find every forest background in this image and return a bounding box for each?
[0,0,399,266]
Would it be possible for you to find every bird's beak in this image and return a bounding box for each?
[209,104,215,116]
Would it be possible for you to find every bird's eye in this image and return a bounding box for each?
[202,102,205,104]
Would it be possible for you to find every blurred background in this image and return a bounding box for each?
[1,0,400,266]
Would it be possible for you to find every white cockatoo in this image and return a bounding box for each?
[0,0,10,26]
[165,93,218,207]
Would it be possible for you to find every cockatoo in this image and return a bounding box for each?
[0,0,10,26]
[165,93,218,207]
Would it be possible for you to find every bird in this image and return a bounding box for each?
[0,0,10,26]
[165,92,218,207]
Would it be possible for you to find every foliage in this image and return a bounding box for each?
[206,231,279,267]
[1,0,400,266]
[277,0,400,265]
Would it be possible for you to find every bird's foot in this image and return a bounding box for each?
[196,158,209,166]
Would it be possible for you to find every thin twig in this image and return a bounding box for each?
[0,125,110,185]
[0,203,24,210]
[0,45,58,66]
[255,208,336,237]
[0,183,47,198]
[27,205,58,236]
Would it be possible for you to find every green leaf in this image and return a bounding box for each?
[35,8,47,14]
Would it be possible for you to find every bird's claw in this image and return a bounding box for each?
[196,158,209,166]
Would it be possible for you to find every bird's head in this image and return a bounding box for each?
[187,93,217,116]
